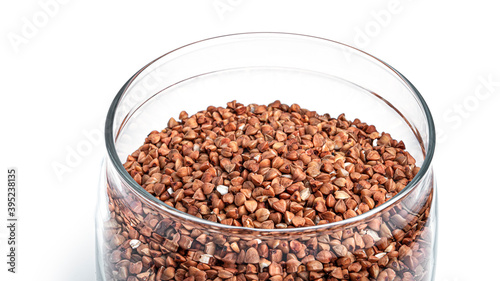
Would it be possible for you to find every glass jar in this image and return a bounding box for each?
[96,32,436,281]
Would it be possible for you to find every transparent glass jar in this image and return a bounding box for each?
[96,33,436,281]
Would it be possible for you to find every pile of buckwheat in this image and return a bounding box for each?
[123,100,418,229]
[104,100,432,281]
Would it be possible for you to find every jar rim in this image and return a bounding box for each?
[104,32,436,234]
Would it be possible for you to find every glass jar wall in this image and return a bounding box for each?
[96,33,437,281]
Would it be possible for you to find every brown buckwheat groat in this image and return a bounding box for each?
[102,100,433,281]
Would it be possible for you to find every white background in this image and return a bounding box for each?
[1,1,499,280]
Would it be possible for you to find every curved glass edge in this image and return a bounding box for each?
[429,172,438,281]
[104,32,436,234]
[95,159,107,281]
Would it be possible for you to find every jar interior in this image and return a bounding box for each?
[114,67,427,169]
